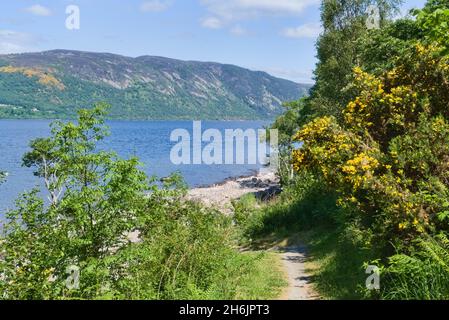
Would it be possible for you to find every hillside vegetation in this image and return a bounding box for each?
[0,50,310,120]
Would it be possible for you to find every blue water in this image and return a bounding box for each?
[0,120,269,215]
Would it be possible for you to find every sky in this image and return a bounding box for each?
[0,0,427,83]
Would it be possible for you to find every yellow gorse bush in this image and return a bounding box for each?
[344,68,419,136]
[342,153,380,189]
[292,43,449,240]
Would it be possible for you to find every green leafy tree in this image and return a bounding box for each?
[271,98,313,147]
[1,103,150,299]
[355,18,422,75]
[311,0,402,119]
[22,102,149,259]
[415,0,449,52]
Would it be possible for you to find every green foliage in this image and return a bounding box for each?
[261,0,449,300]
[0,104,149,299]
[269,98,314,184]
[311,0,403,119]
[382,235,449,299]
[356,19,423,75]
[310,224,378,300]
[293,41,449,246]
[235,171,339,242]
[271,98,314,146]
[0,104,285,300]
[99,198,258,300]
[416,2,449,52]
[230,252,287,300]
[21,103,149,259]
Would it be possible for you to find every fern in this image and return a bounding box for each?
[383,235,449,300]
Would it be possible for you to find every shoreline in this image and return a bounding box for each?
[188,169,280,214]
[192,169,260,189]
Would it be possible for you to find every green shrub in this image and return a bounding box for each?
[382,235,449,300]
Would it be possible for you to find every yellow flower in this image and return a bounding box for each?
[342,165,357,175]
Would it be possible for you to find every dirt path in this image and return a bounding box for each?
[188,170,318,300]
[279,245,318,300]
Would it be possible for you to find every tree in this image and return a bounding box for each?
[415,0,449,52]
[1,103,150,299]
[270,98,314,183]
[355,18,423,75]
[25,103,149,258]
[311,0,403,119]
[293,38,449,243]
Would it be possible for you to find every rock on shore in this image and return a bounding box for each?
[187,170,281,214]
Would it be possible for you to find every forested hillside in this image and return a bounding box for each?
[0,50,310,120]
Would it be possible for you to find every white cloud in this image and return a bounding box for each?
[140,1,172,12]
[230,25,247,36]
[282,23,321,38]
[199,0,320,35]
[260,66,314,83]
[201,17,223,29]
[200,0,319,23]
[0,30,40,54]
[25,4,52,16]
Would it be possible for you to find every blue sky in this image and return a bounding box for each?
[0,0,427,83]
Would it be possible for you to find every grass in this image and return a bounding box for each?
[234,252,288,300]
[381,236,449,300]
[298,228,374,300]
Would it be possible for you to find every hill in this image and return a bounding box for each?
[0,50,311,120]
